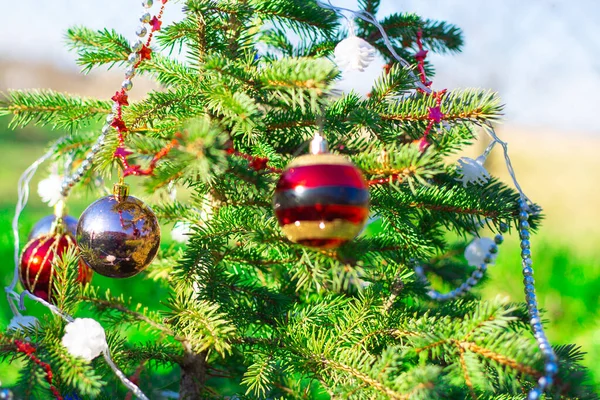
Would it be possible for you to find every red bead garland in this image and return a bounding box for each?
[411,28,447,151]
[110,1,170,178]
[14,340,62,400]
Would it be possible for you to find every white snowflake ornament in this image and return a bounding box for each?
[8,315,39,332]
[456,156,491,188]
[37,173,63,206]
[334,21,376,72]
[464,237,497,267]
[61,318,107,362]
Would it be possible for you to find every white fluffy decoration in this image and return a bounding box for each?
[171,221,193,243]
[37,173,63,206]
[334,34,376,72]
[8,315,39,331]
[464,237,496,267]
[456,156,491,188]
[61,318,107,362]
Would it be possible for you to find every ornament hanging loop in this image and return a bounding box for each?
[310,133,329,155]
[113,182,130,201]
[50,200,67,235]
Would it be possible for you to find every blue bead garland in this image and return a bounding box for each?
[415,203,558,398]
[518,201,558,398]
[415,232,503,301]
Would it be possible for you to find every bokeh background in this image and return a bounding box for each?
[1,0,599,393]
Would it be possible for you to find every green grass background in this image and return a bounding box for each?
[0,122,599,392]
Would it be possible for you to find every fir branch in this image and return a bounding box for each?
[136,54,198,87]
[250,0,339,37]
[380,89,503,124]
[0,90,111,131]
[164,294,237,356]
[320,357,408,400]
[66,27,131,72]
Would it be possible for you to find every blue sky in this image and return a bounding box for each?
[2,0,598,132]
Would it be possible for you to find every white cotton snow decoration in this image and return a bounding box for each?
[37,173,63,206]
[171,221,193,243]
[334,33,376,72]
[456,156,491,188]
[8,315,39,331]
[464,237,496,267]
[61,318,107,362]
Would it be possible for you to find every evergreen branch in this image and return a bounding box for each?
[82,296,177,338]
[367,63,416,104]
[250,0,339,37]
[320,357,408,400]
[125,86,205,129]
[379,89,503,124]
[365,14,463,54]
[136,54,198,87]
[66,27,131,72]
[0,90,111,131]
[164,294,237,356]
[457,345,477,400]
[459,341,540,378]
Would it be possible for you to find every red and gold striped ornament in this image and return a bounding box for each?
[273,134,370,249]
[19,232,93,302]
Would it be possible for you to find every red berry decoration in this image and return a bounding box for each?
[273,135,370,249]
[19,233,93,301]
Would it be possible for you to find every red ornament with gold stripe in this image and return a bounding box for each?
[19,210,93,302]
[273,134,370,248]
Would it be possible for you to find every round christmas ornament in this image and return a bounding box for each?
[273,134,370,248]
[19,233,93,301]
[77,184,160,278]
[28,214,78,240]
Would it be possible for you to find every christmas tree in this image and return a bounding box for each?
[0,0,596,399]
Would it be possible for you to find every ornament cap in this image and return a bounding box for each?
[113,183,130,200]
[309,133,329,155]
[51,200,67,235]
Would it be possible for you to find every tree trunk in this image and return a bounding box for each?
[179,347,208,400]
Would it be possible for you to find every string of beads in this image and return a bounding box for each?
[414,228,504,301]
[60,0,168,196]
[14,340,62,400]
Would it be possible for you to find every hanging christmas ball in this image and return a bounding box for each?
[76,184,160,278]
[273,134,370,248]
[28,214,78,240]
[19,233,93,301]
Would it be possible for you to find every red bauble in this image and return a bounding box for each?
[273,153,370,248]
[19,234,93,301]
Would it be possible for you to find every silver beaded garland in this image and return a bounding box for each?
[136,26,148,37]
[415,234,503,301]
[122,79,133,91]
[60,0,154,198]
[517,200,558,398]
[125,65,136,79]
[415,204,558,399]
[140,12,151,23]
[128,52,139,64]
[132,40,144,52]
